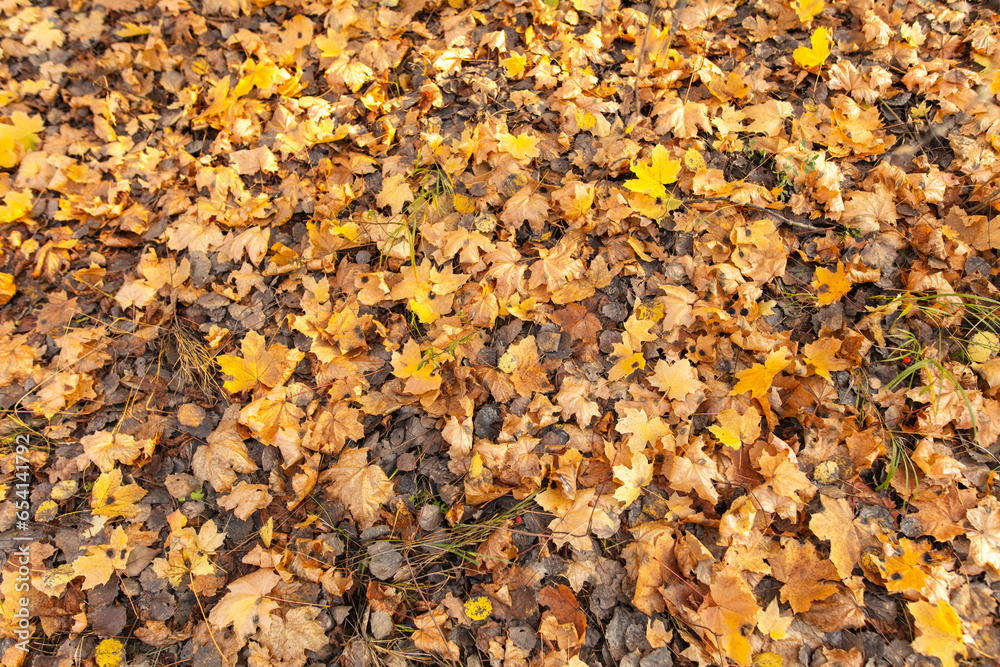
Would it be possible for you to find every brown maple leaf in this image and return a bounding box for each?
[770,539,839,613]
[319,448,394,530]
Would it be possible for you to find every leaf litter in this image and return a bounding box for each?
[2,0,1000,666]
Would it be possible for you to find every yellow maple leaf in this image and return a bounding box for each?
[884,538,931,594]
[613,452,654,508]
[802,337,852,380]
[91,468,147,519]
[72,526,132,590]
[624,145,681,201]
[757,599,792,640]
[208,568,282,643]
[0,112,43,167]
[217,331,304,393]
[115,22,151,37]
[608,340,645,381]
[708,407,761,449]
[730,348,792,399]
[616,408,671,453]
[391,339,443,394]
[192,408,259,492]
[498,132,540,161]
[0,190,33,223]
[909,600,967,667]
[791,0,824,23]
[502,52,527,78]
[793,27,831,69]
[812,261,852,306]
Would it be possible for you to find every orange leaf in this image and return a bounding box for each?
[730,348,791,399]
[217,331,304,393]
[91,468,147,519]
[770,539,839,613]
[391,339,442,395]
[812,261,852,306]
[802,337,851,381]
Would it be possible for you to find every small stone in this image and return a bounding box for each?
[601,301,629,322]
[537,330,562,353]
[369,610,393,639]
[620,651,641,667]
[509,625,536,651]
[360,525,392,541]
[899,515,922,539]
[625,623,651,653]
[418,504,442,531]
[640,647,674,667]
[367,541,402,580]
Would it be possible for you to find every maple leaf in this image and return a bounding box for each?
[217,331,304,393]
[966,496,1000,575]
[884,538,932,594]
[301,401,364,456]
[0,112,44,154]
[80,430,142,473]
[669,440,721,503]
[809,494,864,579]
[757,598,792,640]
[391,339,443,395]
[153,513,227,586]
[536,487,618,552]
[410,607,458,658]
[218,482,272,520]
[909,600,967,667]
[613,452,654,508]
[608,340,645,382]
[812,261,852,306]
[240,390,305,464]
[802,337,852,381]
[793,27,831,69]
[791,0,824,23]
[730,348,792,399]
[230,146,279,175]
[616,407,671,454]
[192,407,258,492]
[257,606,329,664]
[208,568,281,644]
[708,407,761,449]
[649,358,704,401]
[769,539,839,613]
[503,52,527,78]
[700,566,760,666]
[72,526,132,590]
[91,468,147,519]
[555,376,601,428]
[320,448,394,530]
[498,132,540,161]
[377,173,414,216]
[624,145,681,200]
